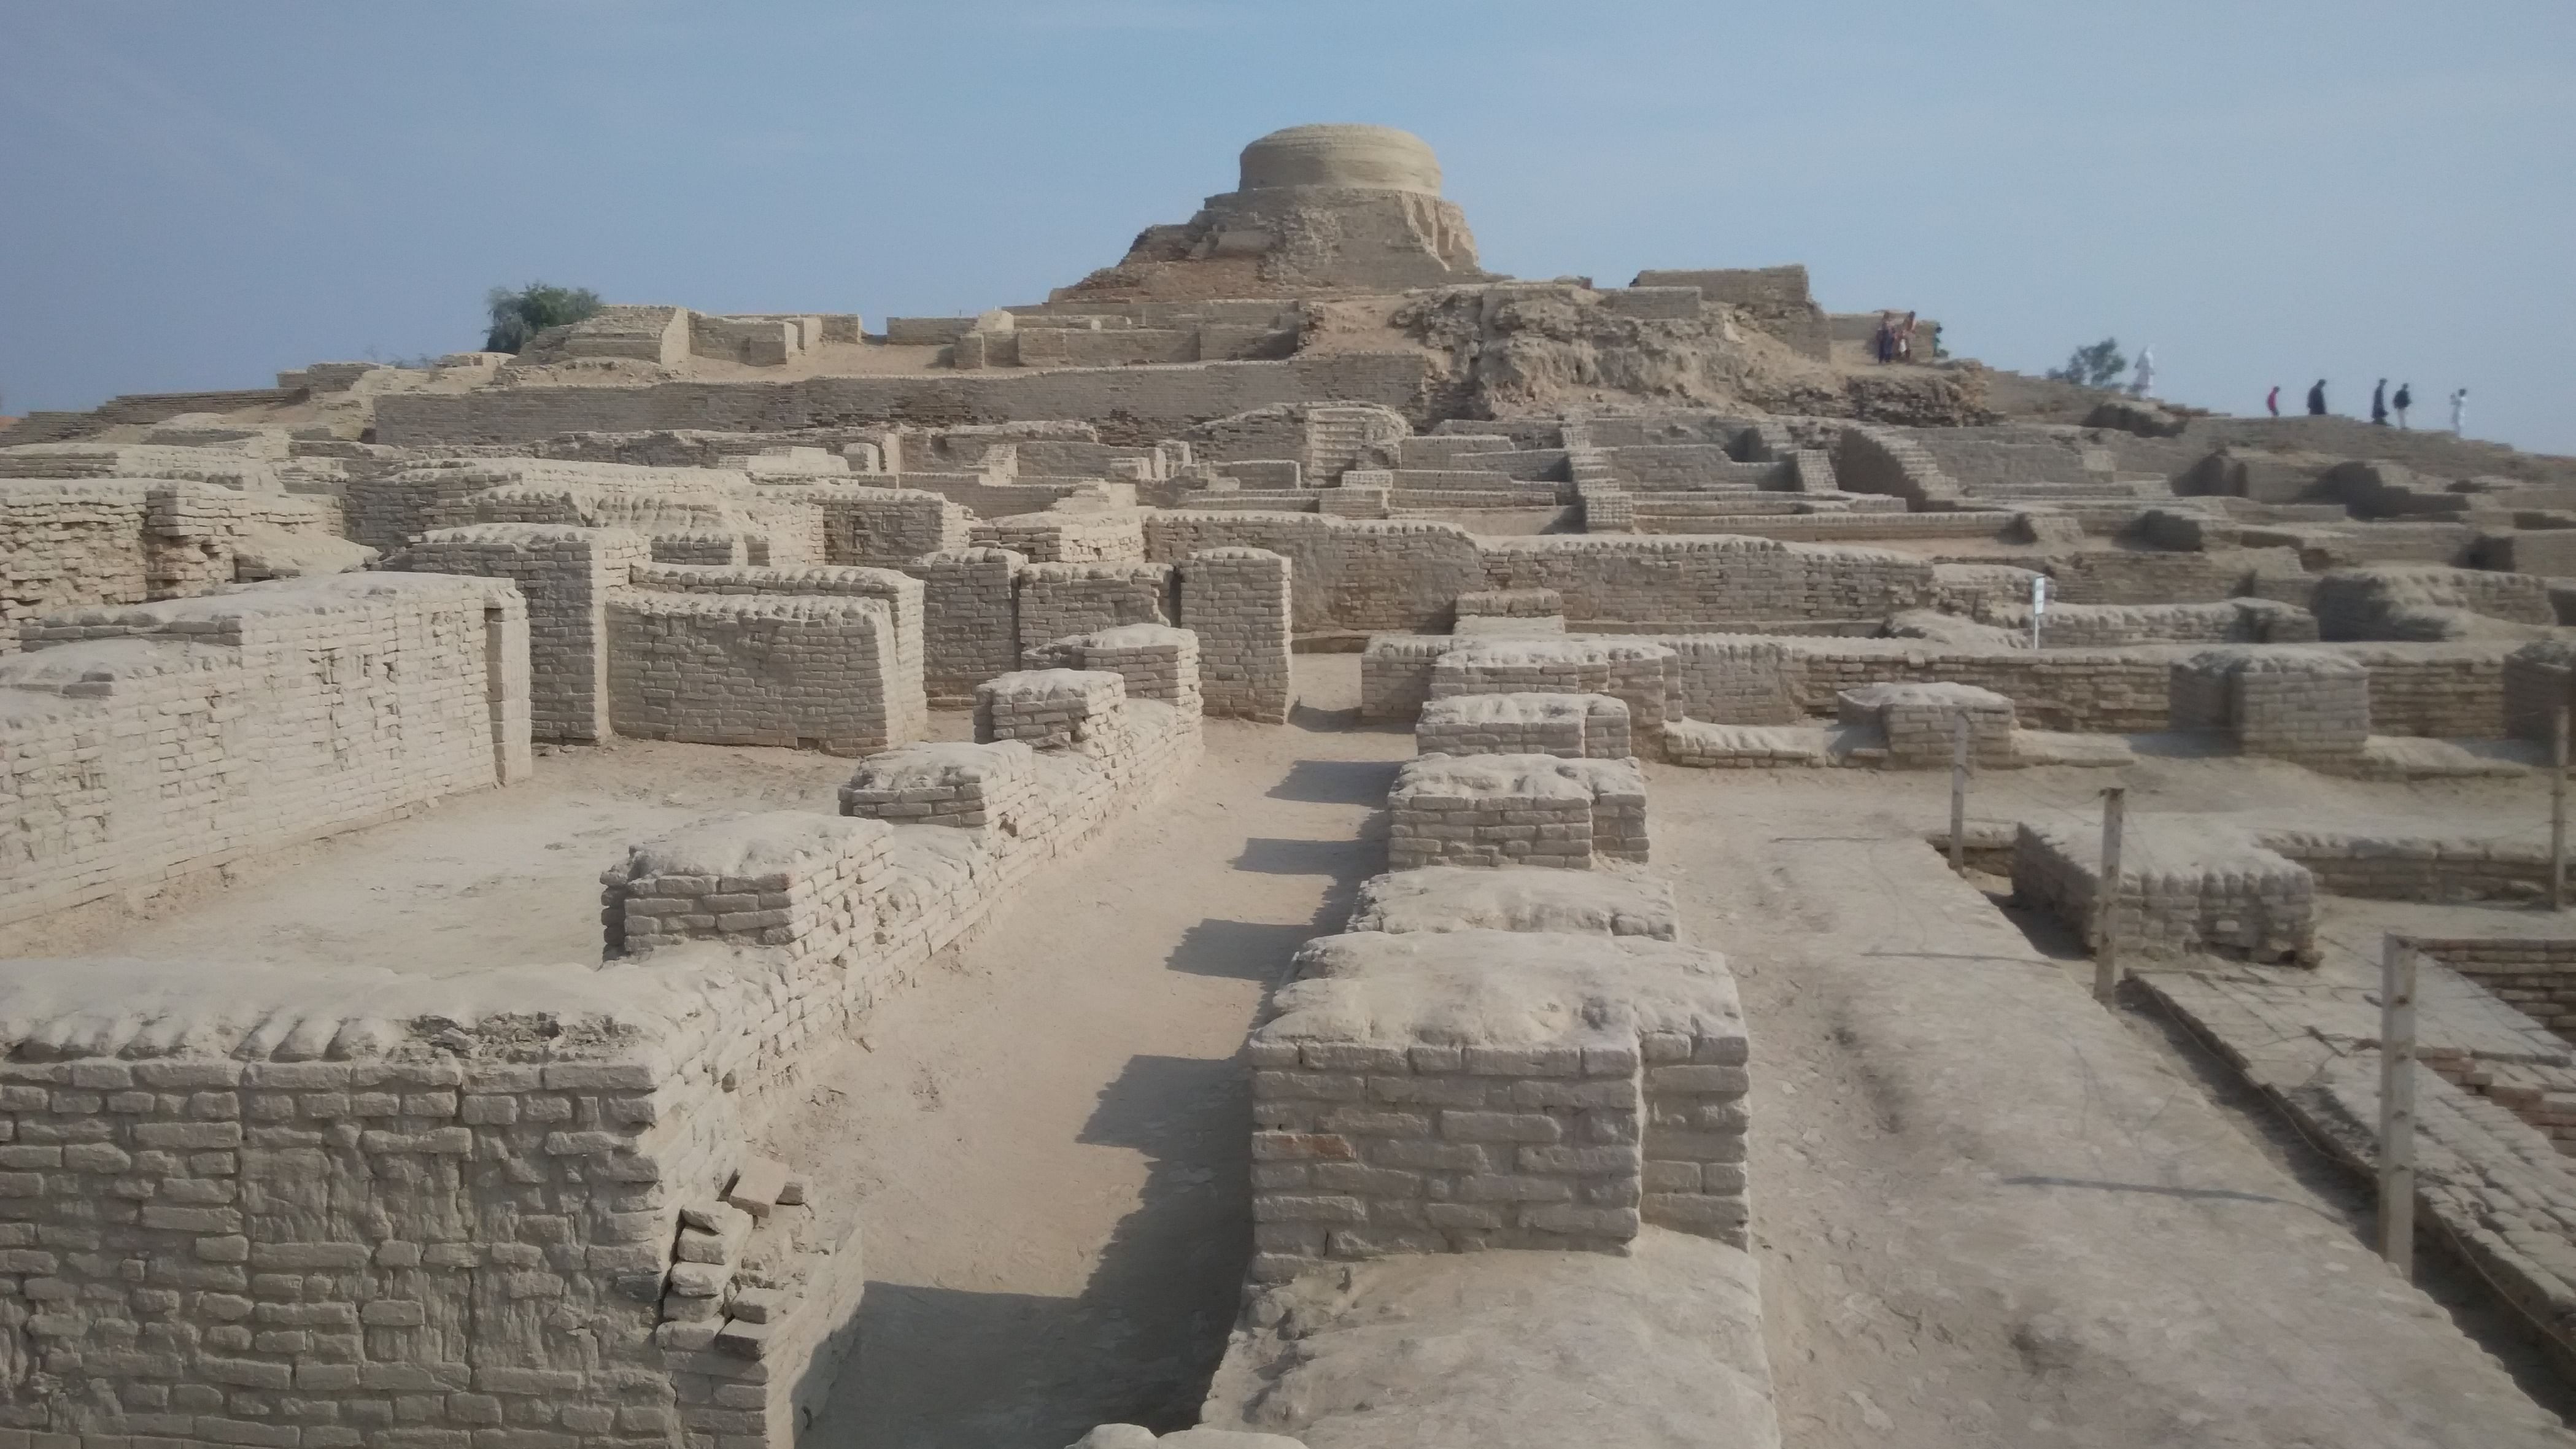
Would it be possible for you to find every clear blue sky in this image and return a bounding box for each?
[4,1,2570,453]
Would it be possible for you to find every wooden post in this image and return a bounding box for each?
[2553,704,2568,913]
[2094,786,2125,1003]
[1949,713,1969,875]
[2378,934,2419,1277]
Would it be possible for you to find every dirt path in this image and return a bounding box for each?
[1655,762,2574,1448]
[785,658,1411,1448]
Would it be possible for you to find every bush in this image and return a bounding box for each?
[2044,337,2127,390]
[484,282,603,354]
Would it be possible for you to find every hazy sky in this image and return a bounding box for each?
[4,1,2570,452]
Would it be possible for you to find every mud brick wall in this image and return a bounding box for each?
[2010,599,2318,647]
[903,547,1024,705]
[2,575,530,927]
[1,482,348,653]
[1426,639,1675,739]
[344,465,495,553]
[1244,930,1750,1281]
[1247,1027,1645,1274]
[606,592,900,754]
[2412,938,2576,1046]
[2340,645,2511,740]
[1761,643,2175,734]
[2259,831,2559,903]
[1388,758,1594,870]
[0,481,151,650]
[2012,821,2316,963]
[1360,636,1454,722]
[1658,637,1803,726]
[2170,649,2370,759]
[1455,589,1563,619]
[973,668,1126,754]
[0,1038,733,1449]
[840,740,1040,830]
[1638,1026,1752,1243]
[2045,549,2303,606]
[1387,755,1647,870]
[803,485,972,568]
[648,531,748,566]
[1837,682,2016,767]
[605,812,891,964]
[1145,512,1482,636]
[631,563,929,746]
[1022,624,1203,716]
[1179,547,1293,722]
[394,524,652,743]
[969,511,1145,565]
[376,355,1443,449]
[1016,562,1174,657]
[2504,646,2575,743]
[1474,535,1932,630]
[1416,692,1630,760]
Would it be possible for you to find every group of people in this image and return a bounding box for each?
[1870,311,1918,364]
[2267,379,2467,436]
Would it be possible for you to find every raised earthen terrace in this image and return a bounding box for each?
[4,123,2576,1449]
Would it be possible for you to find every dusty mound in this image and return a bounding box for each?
[1374,284,1990,425]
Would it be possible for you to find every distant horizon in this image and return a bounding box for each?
[4,1,2569,454]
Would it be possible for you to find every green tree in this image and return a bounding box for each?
[2044,337,2128,389]
[483,282,603,353]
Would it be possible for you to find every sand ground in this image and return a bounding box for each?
[15,655,2576,1448]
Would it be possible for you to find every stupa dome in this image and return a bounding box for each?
[1237,124,1443,194]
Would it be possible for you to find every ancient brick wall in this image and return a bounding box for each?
[372,355,1443,449]
[606,593,900,754]
[632,563,928,745]
[1,574,530,926]
[1179,547,1293,722]
[903,547,1024,705]
[394,525,652,743]
[1015,563,1174,657]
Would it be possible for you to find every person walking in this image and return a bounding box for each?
[2266,385,2280,417]
[2450,387,2468,436]
[2392,382,2413,428]
[2307,379,2328,415]
[2370,379,2389,426]
[2130,346,2156,399]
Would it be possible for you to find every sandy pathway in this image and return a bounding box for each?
[789,659,1410,1448]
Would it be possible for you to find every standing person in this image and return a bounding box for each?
[2370,379,2389,426]
[2307,379,2328,415]
[1872,312,1892,365]
[2130,346,2156,399]
[2450,387,2468,436]
[1896,311,1917,363]
[2392,382,2413,428]
[2266,385,2280,417]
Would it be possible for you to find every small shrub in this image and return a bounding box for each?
[2044,337,2127,390]
[484,282,603,354]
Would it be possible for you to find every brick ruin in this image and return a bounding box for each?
[2,122,2575,1448]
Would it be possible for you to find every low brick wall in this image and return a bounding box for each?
[2,575,530,927]
[1246,930,1749,1280]
[2413,938,2576,1045]
[606,592,900,753]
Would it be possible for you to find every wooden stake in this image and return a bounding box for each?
[1949,713,1969,875]
[2378,934,2418,1277]
[2553,703,2568,913]
[2094,786,2125,1003]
